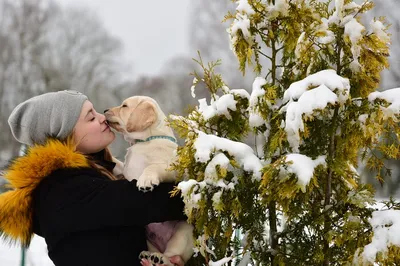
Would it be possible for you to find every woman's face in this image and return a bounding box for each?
[73,100,115,154]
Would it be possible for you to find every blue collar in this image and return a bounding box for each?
[134,135,178,144]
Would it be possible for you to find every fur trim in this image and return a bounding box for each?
[0,139,88,247]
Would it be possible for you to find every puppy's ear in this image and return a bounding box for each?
[126,101,157,132]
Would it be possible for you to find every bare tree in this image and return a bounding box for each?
[0,0,131,162]
[0,0,54,161]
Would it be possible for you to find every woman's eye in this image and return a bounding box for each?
[90,117,95,121]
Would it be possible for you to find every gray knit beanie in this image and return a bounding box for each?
[8,90,88,146]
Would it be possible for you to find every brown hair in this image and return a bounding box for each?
[86,147,121,181]
[65,135,122,181]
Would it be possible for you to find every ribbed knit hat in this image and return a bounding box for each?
[8,90,88,146]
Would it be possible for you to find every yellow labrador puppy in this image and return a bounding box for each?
[105,96,193,265]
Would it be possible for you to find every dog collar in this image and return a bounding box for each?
[134,135,178,144]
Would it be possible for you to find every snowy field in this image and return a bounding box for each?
[0,235,54,266]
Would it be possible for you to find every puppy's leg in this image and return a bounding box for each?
[139,241,160,262]
[163,222,194,263]
[111,156,124,176]
[136,163,170,191]
[140,241,173,266]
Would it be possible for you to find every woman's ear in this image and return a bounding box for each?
[126,101,157,132]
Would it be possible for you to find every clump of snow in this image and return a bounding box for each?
[344,2,361,11]
[358,114,369,132]
[328,0,344,25]
[371,20,390,43]
[284,85,338,151]
[236,0,255,15]
[266,0,289,19]
[212,191,223,208]
[249,77,267,127]
[362,210,400,263]
[178,179,206,211]
[191,77,198,98]
[209,257,233,266]
[344,18,365,72]
[295,32,308,59]
[231,89,250,99]
[316,18,335,44]
[194,131,263,180]
[368,88,400,119]
[230,13,251,40]
[281,70,350,151]
[280,154,326,192]
[205,153,231,179]
[198,94,238,120]
[283,70,350,103]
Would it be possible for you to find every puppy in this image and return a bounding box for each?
[105,96,193,266]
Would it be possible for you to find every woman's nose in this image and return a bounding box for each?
[98,113,106,123]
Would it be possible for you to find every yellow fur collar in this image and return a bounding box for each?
[0,139,89,247]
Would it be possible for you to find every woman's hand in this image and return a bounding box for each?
[140,255,184,266]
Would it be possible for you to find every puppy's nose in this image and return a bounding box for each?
[104,109,109,113]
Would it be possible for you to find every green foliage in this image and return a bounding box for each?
[170,0,400,265]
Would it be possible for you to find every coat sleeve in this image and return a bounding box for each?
[34,168,187,233]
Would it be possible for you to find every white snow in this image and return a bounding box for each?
[283,69,350,103]
[344,18,365,72]
[230,89,250,99]
[368,87,400,119]
[295,32,307,59]
[177,179,206,210]
[191,77,198,98]
[328,0,344,25]
[280,154,326,192]
[209,257,233,266]
[281,70,350,151]
[236,0,255,15]
[317,18,335,44]
[0,235,54,266]
[230,13,251,40]
[249,77,267,127]
[266,0,289,19]
[194,131,263,180]
[198,94,238,120]
[284,85,338,151]
[371,20,390,43]
[204,153,231,179]
[362,210,400,263]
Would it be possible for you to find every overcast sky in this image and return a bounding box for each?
[56,0,191,78]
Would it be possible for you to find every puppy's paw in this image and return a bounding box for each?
[136,172,160,192]
[139,251,173,266]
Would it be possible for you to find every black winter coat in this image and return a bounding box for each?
[32,167,186,266]
[0,140,186,266]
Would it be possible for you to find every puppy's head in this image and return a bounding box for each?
[104,96,158,134]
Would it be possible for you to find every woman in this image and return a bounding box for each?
[0,90,186,266]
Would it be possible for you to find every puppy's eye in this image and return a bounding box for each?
[122,104,127,108]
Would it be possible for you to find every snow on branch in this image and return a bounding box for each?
[368,87,400,119]
[362,210,400,263]
[283,69,350,103]
[280,154,326,192]
[194,131,263,180]
[198,94,238,120]
[249,77,267,127]
[236,0,255,15]
[282,70,350,152]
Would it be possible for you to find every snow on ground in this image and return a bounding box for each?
[0,235,54,266]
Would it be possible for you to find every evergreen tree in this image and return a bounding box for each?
[170,0,400,265]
